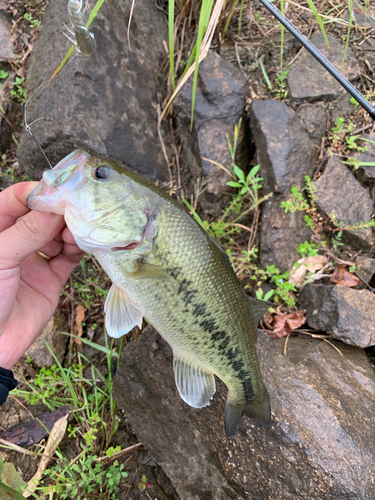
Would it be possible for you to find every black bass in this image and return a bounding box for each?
[28,150,271,437]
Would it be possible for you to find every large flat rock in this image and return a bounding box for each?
[17,0,169,181]
[175,50,249,212]
[288,32,361,101]
[313,157,374,249]
[250,100,316,271]
[114,325,375,500]
[300,283,375,347]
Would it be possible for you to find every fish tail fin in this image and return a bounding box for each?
[224,390,271,438]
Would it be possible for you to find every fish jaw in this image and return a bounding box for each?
[27,150,90,215]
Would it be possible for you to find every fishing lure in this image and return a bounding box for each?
[64,0,96,57]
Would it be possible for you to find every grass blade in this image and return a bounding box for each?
[259,56,272,90]
[223,0,240,33]
[305,0,331,54]
[191,0,215,128]
[341,0,352,69]
[168,0,175,91]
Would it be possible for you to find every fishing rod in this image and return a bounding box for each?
[258,0,375,121]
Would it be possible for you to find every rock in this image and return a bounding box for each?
[0,3,16,63]
[250,100,317,193]
[300,283,375,347]
[24,311,68,368]
[114,325,375,500]
[313,157,374,250]
[329,94,356,126]
[355,134,375,185]
[174,50,249,213]
[288,33,361,102]
[259,195,313,272]
[250,100,317,271]
[17,0,169,182]
[297,102,327,143]
[355,255,375,288]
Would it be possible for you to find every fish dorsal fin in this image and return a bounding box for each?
[247,297,272,325]
[173,354,216,408]
[104,284,144,338]
[130,261,172,281]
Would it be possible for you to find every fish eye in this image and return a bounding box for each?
[93,165,111,181]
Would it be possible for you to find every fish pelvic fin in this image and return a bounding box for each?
[173,354,216,408]
[224,390,271,438]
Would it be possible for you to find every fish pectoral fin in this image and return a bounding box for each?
[130,261,172,281]
[173,354,216,408]
[247,297,273,325]
[104,284,144,338]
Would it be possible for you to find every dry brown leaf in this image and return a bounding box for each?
[330,264,360,287]
[267,310,307,339]
[74,304,85,345]
[289,256,328,286]
[24,414,69,497]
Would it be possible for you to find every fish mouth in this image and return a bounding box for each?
[27,150,90,214]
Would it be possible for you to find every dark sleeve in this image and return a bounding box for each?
[0,367,18,406]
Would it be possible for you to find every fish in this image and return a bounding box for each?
[27,149,271,437]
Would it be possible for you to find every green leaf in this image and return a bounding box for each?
[227,181,241,188]
[248,164,260,178]
[233,165,245,183]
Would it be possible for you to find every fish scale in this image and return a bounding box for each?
[27,149,271,437]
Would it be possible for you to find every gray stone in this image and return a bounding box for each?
[313,157,374,250]
[329,94,356,127]
[0,4,16,63]
[355,134,375,184]
[300,283,375,347]
[250,100,317,271]
[24,311,68,367]
[250,100,317,193]
[259,195,312,272]
[355,255,375,287]
[0,71,16,155]
[288,33,361,102]
[17,0,169,182]
[114,325,375,500]
[297,102,327,143]
[174,50,249,213]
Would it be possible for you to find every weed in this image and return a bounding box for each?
[328,117,367,164]
[273,69,290,100]
[0,70,8,80]
[297,240,320,258]
[24,12,41,29]
[11,77,26,105]
[281,175,375,242]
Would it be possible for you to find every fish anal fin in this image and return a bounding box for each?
[130,261,172,281]
[173,354,216,408]
[104,284,144,338]
[224,390,271,438]
[247,297,273,325]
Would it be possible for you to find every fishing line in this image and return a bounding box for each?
[24,49,79,169]
[258,0,375,121]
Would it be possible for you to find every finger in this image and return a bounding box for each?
[0,211,65,269]
[0,182,39,232]
[49,244,85,286]
[37,239,64,260]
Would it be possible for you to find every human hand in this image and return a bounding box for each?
[0,182,85,369]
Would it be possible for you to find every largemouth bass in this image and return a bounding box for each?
[28,150,271,437]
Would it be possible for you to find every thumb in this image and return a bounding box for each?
[0,210,65,269]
